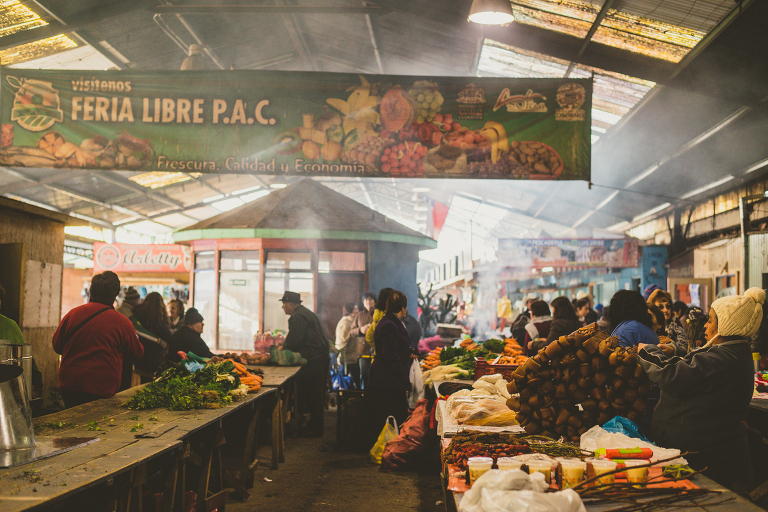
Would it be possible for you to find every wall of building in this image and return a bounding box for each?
[0,207,65,406]
[61,267,91,318]
[368,241,420,318]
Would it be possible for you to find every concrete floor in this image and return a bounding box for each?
[227,405,446,512]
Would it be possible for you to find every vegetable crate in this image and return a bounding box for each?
[473,358,519,382]
[336,389,369,453]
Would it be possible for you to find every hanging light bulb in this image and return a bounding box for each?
[468,0,514,25]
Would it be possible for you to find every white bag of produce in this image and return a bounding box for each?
[459,470,585,512]
[580,425,687,465]
[408,359,425,408]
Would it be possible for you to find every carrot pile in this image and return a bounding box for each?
[460,338,480,351]
[421,347,443,370]
[495,338,527,365]
[227,359,263,393]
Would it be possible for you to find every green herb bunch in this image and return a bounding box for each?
[123,361,241,410]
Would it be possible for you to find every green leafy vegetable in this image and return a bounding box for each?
[483,339,506,353]
[439,347,466,362]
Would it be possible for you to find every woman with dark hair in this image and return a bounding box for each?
[523,300,553,355]
[168,299,185,334]
[608,290,659,348]
[368,290,412,437]
[131,292,172,382]
[365,287,394,352]
[648,289,688,355]
[542,296,582,348]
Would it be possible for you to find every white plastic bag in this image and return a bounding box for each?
[580,425,687,465]
[408,359,425,408]
[459,469,586,512]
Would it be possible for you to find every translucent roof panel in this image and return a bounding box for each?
[511,0,707,62]
[477,40,655,143]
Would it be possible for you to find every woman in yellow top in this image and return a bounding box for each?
[366,288,394,352]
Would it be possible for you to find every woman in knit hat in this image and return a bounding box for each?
[638,287,763,489]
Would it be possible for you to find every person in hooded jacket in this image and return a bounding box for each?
[638,288,764,489]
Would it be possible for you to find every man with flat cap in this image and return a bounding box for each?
[280,291,331,437]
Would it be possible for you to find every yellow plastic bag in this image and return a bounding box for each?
[369,415,398,464]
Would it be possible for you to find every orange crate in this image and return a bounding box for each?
[473,358,519,381]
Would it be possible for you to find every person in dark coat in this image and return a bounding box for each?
[638,288,763,489]
[368,290,412,439]
[575,297,598,326]
[281,291,331,437]
[167,308,214,362]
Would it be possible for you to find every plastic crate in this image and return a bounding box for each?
[473,358,519,381]
[336,389,369,452]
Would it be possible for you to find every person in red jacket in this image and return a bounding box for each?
[53,271,143,409]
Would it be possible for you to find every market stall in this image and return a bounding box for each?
[174,179,435,351]
[421,326,763,512]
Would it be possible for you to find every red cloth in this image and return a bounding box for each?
[53,302,143,397]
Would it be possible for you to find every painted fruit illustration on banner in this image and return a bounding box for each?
[7,77,63,132]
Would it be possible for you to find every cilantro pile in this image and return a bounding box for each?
[123,361,242,410]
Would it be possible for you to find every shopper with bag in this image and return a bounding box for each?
[368,290,412,443]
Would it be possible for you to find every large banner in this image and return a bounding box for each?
[0,70,591,180]
[93,243,191,273]
[499,239,639,268]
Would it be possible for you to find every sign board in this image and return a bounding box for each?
[93,243,191,273]
[0,70,591,180]
[498,239,639,269]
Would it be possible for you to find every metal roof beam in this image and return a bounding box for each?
[150,4,384,15]
[1,167,173,228]
[563,0,616,78]
[0,169,90,195]
[4,1,148,50]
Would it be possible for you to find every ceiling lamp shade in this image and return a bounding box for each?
[468,0,514,25]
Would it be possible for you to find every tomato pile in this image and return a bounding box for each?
[452,443,531,469]
[381,140,428,176]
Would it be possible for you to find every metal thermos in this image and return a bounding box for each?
[0,341,33,400]
[0,364,36,450]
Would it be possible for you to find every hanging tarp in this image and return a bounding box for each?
[499,238,639,268]
[0,70,591,180]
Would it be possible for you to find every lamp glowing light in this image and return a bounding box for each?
[468,0,514,25]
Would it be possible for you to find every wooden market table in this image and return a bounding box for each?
[250,365,302,470]
[0,385,277,512]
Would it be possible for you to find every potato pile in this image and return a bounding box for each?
[506,324,650,443]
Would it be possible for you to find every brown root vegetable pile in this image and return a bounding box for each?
[507,324,650,443]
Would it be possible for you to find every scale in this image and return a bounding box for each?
[0,361,98,468]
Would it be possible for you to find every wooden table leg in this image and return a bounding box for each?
[196,428,226,512]
[161,442,189,512]
[240,403,261,488]
[271,392,282,469]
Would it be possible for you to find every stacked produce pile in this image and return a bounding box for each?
[446,375,517,426]
[507,324,651,442]
[123,359,262,411]
[421,338,529,382]
[483,338,528,365]
[210,351,270,366]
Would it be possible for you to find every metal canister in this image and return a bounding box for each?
[0,364,36,450]
[0,341,33,400]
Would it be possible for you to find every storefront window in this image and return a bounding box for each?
[264,251,314,332]
[219,251,260,351]
[318,251,366,273]
[195,251,215,270]
[193,268,216,347]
